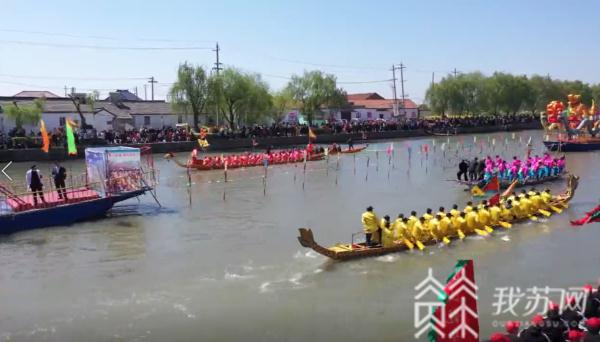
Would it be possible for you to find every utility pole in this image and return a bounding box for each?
[148,77,157,101]
[213,42,223,127]
[64,85,68,97]
[391,63,406,117]
[144,84,147,101]
[453,68,459,77]
[391,64,398,117]
[431,72,435,89]
[213,42,223,75]
[399,63,406,106]
[134,86,138,97]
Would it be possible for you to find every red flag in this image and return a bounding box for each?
[482,176,499,193]
[488,193,500,206]
[570,204,600,226]
[431,260,480,342]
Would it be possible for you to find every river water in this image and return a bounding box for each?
[1,130,599,341]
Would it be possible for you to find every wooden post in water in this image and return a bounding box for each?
[365,156,370,182]
[326,149,329,176]
[263,163,268,196]
[223,160,228,201]
[353,154,356,175]
[335,153,340,186]
[375,150,379,173]
[302,150,307,191]
[187,165,192,207]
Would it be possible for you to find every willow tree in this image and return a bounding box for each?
[170,62,211,130]
[210,68,273,128]
[4,99,44,129]
[285,70,346,125]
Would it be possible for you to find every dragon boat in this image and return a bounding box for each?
[164,149,325,170]
[297,174,579,261]
[455,172,565,189]
[326,145,368,155]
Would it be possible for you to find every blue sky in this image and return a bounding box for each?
[1,0,599,103]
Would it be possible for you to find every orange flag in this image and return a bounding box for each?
[40,120,50,153]
[308,127,317,141]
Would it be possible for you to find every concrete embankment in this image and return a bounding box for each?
[0,122,541,162]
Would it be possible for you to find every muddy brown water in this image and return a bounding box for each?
[1,130,599,341]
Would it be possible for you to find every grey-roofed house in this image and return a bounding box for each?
[0,93,187,133]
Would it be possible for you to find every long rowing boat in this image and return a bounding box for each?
[297,174,579,261]
[455,173,565,189]
[164,150,326,170]
[327,145,368,155]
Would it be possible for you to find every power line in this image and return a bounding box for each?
[265,55,386,71]
[0,28,216,44]
[0,73,148,81]
[337,79,391,84]
[0,39,213,50]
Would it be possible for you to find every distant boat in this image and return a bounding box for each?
[544,138,600,152]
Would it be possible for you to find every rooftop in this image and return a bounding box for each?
[346,93,418,110]
[13,90,61,98]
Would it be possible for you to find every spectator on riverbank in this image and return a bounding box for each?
[0,114,538,149]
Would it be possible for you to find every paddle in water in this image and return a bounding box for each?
[550,205,563,214]
[538,209,552,217]
[498,221,512,229]
[475,229,489,236]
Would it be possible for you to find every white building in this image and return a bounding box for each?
[282,92,420,123]
[0,90,189,133]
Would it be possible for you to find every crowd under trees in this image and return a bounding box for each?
[169,62,347,128]
[425,72,600,117]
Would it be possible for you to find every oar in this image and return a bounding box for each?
[403,238,414,250]
[475,229,489,236]
[549,205,563,214]
[498,221,512,229]
[458,230,466,240]
[442,237,451,245]
[484,225,494,233]
[538,209,552,217]
[416,240,425,250]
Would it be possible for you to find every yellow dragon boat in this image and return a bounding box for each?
[297,174,579,261]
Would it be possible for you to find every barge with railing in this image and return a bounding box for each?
[0,146,158,234]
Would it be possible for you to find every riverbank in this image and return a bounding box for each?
[0,122,540,162]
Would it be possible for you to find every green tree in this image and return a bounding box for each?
[425,79,451,116]
[5,99,44,129]
[270,89,297,123]
[210,68,273,128]
[67,92,98,129]
[285,70,346,125]
[170,62,211,130]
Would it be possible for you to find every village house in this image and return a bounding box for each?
[283,92,420,123]
[0,90,188,134]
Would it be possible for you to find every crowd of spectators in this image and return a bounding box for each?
[0,114,538,149]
